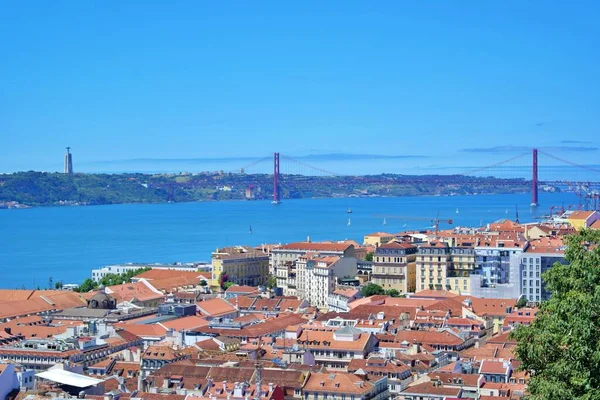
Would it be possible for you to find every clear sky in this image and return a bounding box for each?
[1,1,599,175]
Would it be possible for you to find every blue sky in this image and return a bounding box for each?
[1,1,599,175]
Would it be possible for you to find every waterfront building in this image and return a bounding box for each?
[210,246,270,291]
[371,241,417,294]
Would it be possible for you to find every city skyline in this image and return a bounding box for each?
[1,1,599,173]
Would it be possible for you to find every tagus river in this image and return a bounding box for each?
[0,192,576,289]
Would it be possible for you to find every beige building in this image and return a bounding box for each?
[210,246,270,291]
[416,237,477,294]
[363,232,395,247]
[416,241,451,292]
[371,241,417,294]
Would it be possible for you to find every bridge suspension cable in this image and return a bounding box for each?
[538,149,600,177]
[279,155,340,177]
[458,152,530,177]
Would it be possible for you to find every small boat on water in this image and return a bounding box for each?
[347,218,351,226]
[347,208,352,214]
[249,225,253,234]
[456,208,459,214]
[383,217,387,225]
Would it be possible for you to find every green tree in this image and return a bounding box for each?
[365,252,374,262]
[361,283,385,297]
[385,289,403,297]
[516,295,528,308]
[55,281,63,290]
[77,278,98,293]
[223,282,235,290]
[266,274,277,289]
[511,229,600,400]
[199,280,208,287]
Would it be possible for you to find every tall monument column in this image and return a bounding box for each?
[64,147,73,174]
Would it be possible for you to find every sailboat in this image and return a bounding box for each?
[383,217,387,225]
[403,221,407,228]
[347,218,351,227]
[249,225,253,234]
[456,208,459,214]
[505,209,509,215]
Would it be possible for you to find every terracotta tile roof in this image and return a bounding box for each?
[278,298,304,311]
[116,323,167,338]
[349,304,417,321]
[401,381,461,396]
[143,345,188,361]
[486,331,516,345]
[0,291,87,319]
[225,285,259,294]
[480,360,510,375]
[378,241,417,250]
[333,288,360,298]
[425,298,465,316]
[348,358,410,375]
[104,281,164,303]
[205,366,256,383]
[275,329,373,351]
[9,325,67,339]
[413,290,459,299]
[304,372,373,394]
[430,373,480,387]
[568,210,597,220]
[277,242,352,252]
[395,330,464,346]
[160,316,209,331]
[134,269,207,281]
[461,343,515,361]
[197,298,238,317]
[227,295,255,309]
[195,338,221,350]
[365,232,395,237]
[462,297,517,317]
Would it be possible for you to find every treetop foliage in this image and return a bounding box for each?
[511,229,600,400]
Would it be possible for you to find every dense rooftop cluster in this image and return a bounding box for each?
[0,210,598,399]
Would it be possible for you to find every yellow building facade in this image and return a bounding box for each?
[210,246,270,291]
[371,242,417,294]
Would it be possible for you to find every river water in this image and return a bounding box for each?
[0,192,576,289]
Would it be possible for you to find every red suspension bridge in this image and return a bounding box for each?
[235,149,600,209]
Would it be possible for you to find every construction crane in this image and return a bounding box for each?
[374,211,453,236]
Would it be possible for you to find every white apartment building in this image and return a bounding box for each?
[270,242,355,297]
[305,256,357,310]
